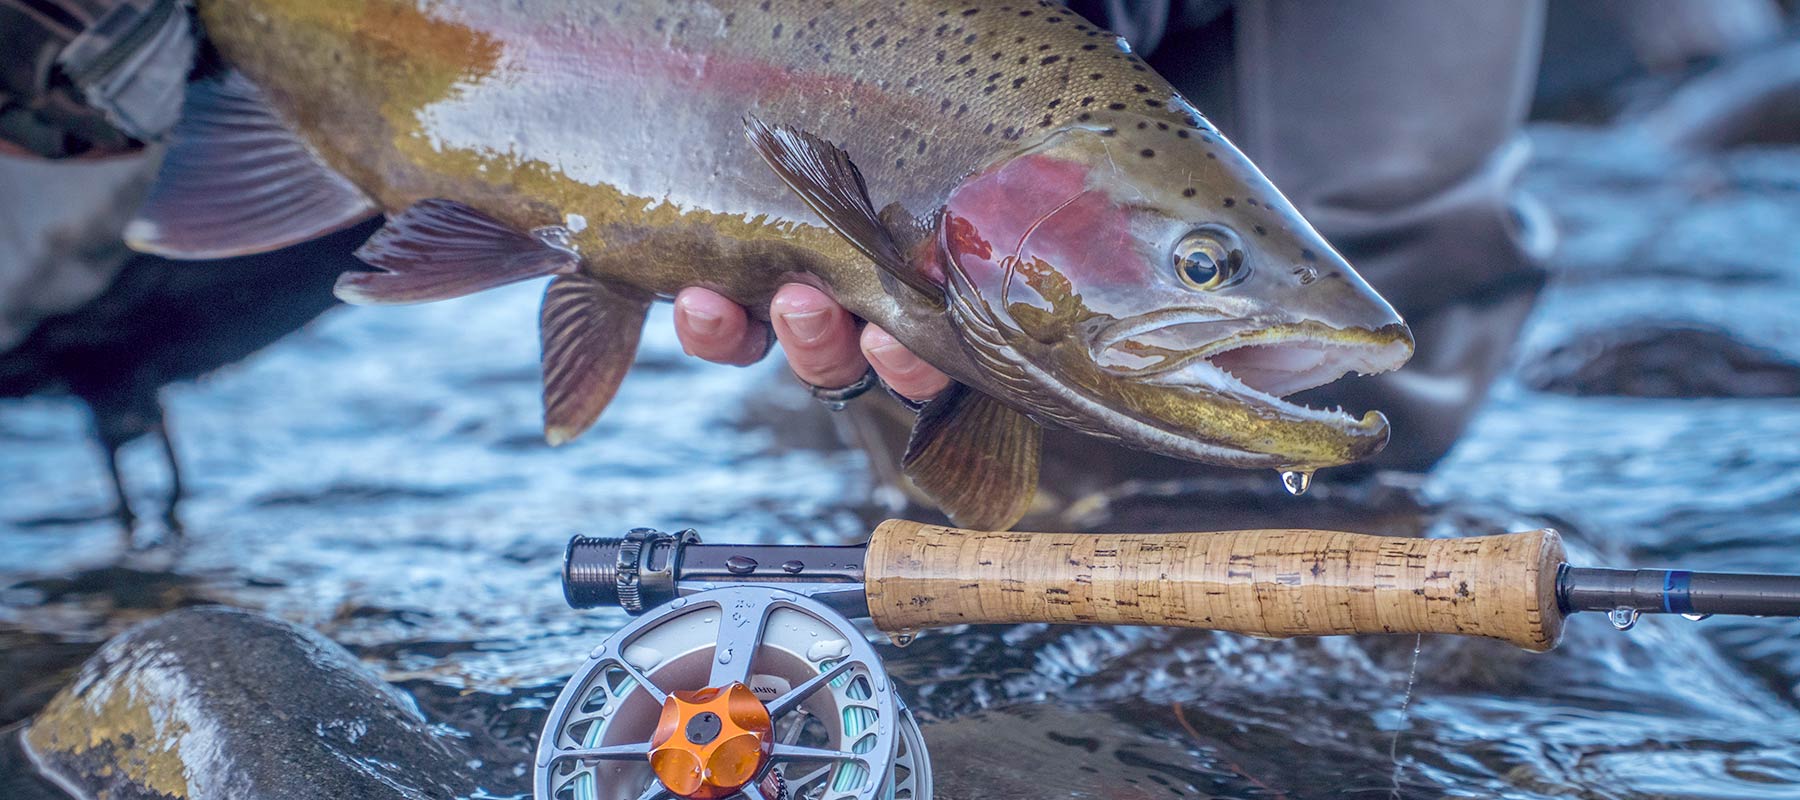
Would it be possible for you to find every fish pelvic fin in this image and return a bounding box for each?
[336,199,578,305]
[742,116,943,300]
[902,383,1042,531]
[127,70,378,259]
[539,274,651,446]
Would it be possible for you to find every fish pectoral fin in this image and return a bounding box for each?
[539,274,651,446]
[742,117,942,300]
[335,199,579,305]
[127,70,378,259]
[902,383,1042,531]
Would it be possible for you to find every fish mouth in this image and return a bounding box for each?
[1094,314,1415,435]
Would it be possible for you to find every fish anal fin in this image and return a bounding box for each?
[743,116,943,300]
[539,274,651,446]
[127,70,378,259]
[336,199,579,305]
[902,384,1042,531]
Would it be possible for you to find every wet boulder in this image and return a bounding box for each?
[22,606,481,800]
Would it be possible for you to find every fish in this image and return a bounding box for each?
[129,0,1413,530]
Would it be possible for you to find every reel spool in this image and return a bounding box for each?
[536,585,931,800]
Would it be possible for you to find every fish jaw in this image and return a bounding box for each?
[1093,319,1415,468]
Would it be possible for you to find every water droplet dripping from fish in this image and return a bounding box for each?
[1608,607,1640,631]
[1280,470,1313,496]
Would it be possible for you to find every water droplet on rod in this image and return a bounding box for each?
[717,647,733,664]
[1608,607,1639,631]
[1681,613,1713,622]
[1280,470,1313,496]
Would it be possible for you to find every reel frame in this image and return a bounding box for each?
[536,584,928,800]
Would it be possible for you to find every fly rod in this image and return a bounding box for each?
[537,522,1800,800]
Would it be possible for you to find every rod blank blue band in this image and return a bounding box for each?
[1663,570,1694,615]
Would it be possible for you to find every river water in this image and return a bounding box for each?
[3,125,1799,798]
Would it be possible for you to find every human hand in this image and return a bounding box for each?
[671,284,950,403]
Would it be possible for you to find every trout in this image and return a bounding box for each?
[131,0,1414,530]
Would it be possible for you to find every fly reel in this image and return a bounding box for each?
[535,531,930,800]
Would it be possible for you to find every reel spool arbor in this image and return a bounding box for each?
[536,584,930,800]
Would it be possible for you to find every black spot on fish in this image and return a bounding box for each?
[1246,198,1258,207]
[1156,121,1169,130]
[983,84,997,94]
[759,0,770,10]
[1136,122,1147,129]
[1082,43,1098,50]
[1012,76,1027,88]
[962,7,979,15]
[1206,152,1216,159]
[1015,35,1026,43]
[871,35,886,48]
[1223,198,1236,207]
[772,22,782,39]
[1047,15,1063,22]
[1046,98,1062,109]
[940,99,952,111]
[1016,56,1028,65]
[1020,9,1034,16]
[1140,148,1154,158]
[1183,188,1196,197]
[1132,84,1148,93]
[1131,64,1147,72]
[1176,129,1189,138]
[935,50,945,63]
[1145,99,1162,108]
[991,52,1002,60]
[1076,112,1091,121]
[964,67,976,77]
[987,71,1003,82]
[964,33,978,44]
[917,139,927,155]
[1040,113,1053,127]
[1108,102,1126,110]
[956,53,971,64]
[1089,72,1103,80]
[956,103,968,116]
[849,43,860,54]
[1255,225,1268,236]
[935,24,949,37]
[895,158,905,169]
[984,122,996,134]
[1041,55,1062,65]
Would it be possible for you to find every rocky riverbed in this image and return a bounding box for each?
[4,118,1800,798]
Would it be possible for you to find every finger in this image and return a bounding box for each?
[673,288,769,366]
[770,284,867,389]
[861,324,951,402]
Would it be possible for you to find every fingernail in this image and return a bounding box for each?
[682,303,721,336]
[866,341,920,374]
[781,309,830,342]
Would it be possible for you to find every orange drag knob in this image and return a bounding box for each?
[647,683,775,799]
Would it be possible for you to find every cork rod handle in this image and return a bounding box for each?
[864,521,1569,651]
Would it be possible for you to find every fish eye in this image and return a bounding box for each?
[1173,227,1242,290]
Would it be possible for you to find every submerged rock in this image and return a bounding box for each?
[22,606,481,800]
[1522,323,1800,398]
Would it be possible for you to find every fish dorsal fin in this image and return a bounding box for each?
[743,117,942,300]
[126,70,378,259]
[335,199,579,305]
[539,274,651,446]
[902,383,1042,531]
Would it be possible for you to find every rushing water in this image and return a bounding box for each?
[3,125,1800,798]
